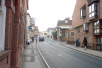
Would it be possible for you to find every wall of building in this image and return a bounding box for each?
[74,23,94,47]
[72,0,89,28]
[4,0,28,68]
[72,0,102,49]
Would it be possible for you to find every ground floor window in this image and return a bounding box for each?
[96,37,102,50]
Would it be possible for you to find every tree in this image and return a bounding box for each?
[52,31,57,39]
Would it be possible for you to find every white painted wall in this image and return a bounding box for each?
[26,14,31,40]
[0,0,6,51]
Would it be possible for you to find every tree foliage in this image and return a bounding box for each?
[52,31,57,39]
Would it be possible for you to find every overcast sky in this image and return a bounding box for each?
[27,0,76,32]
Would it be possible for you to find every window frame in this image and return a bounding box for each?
[94,20,100,35]
[80,4,86,19]
[77,27,80,33]
[71,32,74,36]
[88,2,98,20]
[83,23,89,32]
[0,0,1,8]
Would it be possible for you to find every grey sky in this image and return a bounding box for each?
[28,0,76,32]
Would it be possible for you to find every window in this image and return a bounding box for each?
[0,0,1,8]
[88,1,98,20]
[83,23,89,31]
[77,27,80,33]
[71,32,74,36]
[94,20,100,34]
[65,20,68,23]
[80,4,86,19]
[44,33,47,35]
[96,37,102,50]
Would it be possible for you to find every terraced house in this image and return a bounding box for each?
[72,0,102,50]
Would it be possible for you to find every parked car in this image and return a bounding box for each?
[39,36,44,41]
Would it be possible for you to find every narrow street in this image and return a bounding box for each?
[37,38,102,68]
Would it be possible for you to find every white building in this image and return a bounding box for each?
[47,28,56,38]
[26,13,31,41]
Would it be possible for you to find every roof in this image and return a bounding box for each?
[57,18,72,26]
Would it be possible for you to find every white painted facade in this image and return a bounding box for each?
[26,13,31,41]
[0,0,6,51]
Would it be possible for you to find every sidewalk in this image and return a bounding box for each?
[60,42,102,58]
[19,42,44,68]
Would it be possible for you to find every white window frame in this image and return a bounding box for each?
[89,3,98,20]
[83,23,89,31]
[80,4,86,19]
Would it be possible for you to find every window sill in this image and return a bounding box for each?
[89,16,98,21]
[83,30,88,32]
[94,33,100,35]
[0,50,11,61]
[80,16,86,19]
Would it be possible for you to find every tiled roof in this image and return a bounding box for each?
[57,19,72,26]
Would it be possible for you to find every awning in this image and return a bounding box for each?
[57,26,72,29]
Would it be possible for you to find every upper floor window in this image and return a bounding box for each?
[80,4,86,19]
[65,20,68,23]
[83,23,89,32]
[88,1,98,20]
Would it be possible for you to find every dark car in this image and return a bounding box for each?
[39,36,44,41]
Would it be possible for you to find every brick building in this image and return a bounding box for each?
[0,0,28,68]
[57,18,74,41]
[72,0,102,50]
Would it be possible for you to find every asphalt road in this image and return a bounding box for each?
[37,38,102,68]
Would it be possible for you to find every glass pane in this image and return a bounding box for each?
[99,37,101,43]
[83,24,85,30]
[86,23,88,30]
[94,22,96,29]
[94,30,97,33]
[89,14,91,18]
[89,6,91,13]
[92,12,94,17]
[97,29,100,33]
[92,4,94,11]
[101,37,102,44]
[97,38,99,43]
[97,20,99,28]
[80,9,82,17]
[0,0,1,7]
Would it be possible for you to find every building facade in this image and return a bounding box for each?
[34,26,39,37]
[47,28,56,38]
[0,0,11,68]
[0,0,28,68]
[57,18,74,41]
[72,0,102,50]
[26,13,32,41]
[39,31,48,38]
